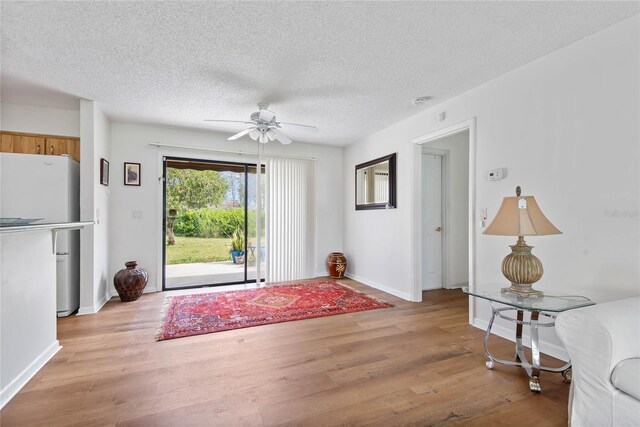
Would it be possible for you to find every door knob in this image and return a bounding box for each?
[435,226,442,232]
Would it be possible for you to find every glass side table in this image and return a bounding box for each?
[462,285,595,392]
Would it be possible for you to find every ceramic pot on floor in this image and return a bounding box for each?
[327,252,347,279]
[114,261,149,302]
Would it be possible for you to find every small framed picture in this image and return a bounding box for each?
[100,158,109,186]
[124,162,141,186]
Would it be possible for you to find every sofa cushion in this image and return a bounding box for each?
[611,358,640,400]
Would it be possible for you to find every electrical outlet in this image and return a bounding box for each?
[132,210,143,219]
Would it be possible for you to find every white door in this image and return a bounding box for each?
[422,154,443,290]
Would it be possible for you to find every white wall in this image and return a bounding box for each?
[0,230,60,409]
[342,121,417,300]
[78,100,111,314]
[108,123,343,293]
[423,130,469,287]
[0,102,80,137]
[344,16,640,358]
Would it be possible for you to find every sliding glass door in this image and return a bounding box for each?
[162,157,265,290]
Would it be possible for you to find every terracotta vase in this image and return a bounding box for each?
[114,261,149,302]
[326,252,347,279]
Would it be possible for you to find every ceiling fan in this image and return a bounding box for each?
[205,103,318,145]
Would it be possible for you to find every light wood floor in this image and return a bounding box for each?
[1,278,569,426]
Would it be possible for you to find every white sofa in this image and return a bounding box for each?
[556,297,640,426]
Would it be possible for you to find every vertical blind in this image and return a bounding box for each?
[265,157,315,282]
[374,171,389,203]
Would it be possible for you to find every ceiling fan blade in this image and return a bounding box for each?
[204,119,256,125]
[228,127,256,141]
[277,122,319,132]
[271,128,293,145]
[259,109,276,122]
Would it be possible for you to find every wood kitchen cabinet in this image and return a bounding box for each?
[45,137,80,161]
[1,133,45,155]
[1,133,15,152]
[0,131,80,162]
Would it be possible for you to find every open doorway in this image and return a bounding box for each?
[162,157,265,290]
[421,130,470,290]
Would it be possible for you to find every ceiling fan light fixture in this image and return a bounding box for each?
[271,128,292,145]
[266,129,277,141]
[249,129,261,140]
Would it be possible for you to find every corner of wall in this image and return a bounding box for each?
[78,100,112,314]
[79,100,96,311]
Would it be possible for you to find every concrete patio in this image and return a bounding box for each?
[165,261,266,288]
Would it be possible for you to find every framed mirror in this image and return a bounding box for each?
[355,153,396,210]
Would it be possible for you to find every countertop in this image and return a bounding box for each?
[0,220,93,234]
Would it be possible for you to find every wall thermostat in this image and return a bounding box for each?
[488,168,505,181]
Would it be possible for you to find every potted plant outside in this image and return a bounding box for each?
[230,227,245,264]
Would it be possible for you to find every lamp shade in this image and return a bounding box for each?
[483,195,561,236]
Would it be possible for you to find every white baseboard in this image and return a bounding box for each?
[472,317,569,362]
[76,292,111,315]
[345,273,415,301]
[76,305,95,315]
[447,281,469,289]
[0,340,61,409]
[96,291,111,311]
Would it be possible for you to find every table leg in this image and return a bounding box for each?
[529,310,542,392]
[484,305,497,370]
[515,310,524,362]
[477,303,571,392]
[513,309,534,381]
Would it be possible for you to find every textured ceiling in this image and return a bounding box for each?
[1,1,639,146]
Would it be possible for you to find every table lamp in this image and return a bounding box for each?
[483,186,562,297]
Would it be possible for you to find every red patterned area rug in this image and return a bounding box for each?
[155,280,392,341]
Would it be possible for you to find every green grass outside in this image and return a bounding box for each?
[166,236,231,264]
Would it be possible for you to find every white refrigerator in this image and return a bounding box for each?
[0,153,81,316]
